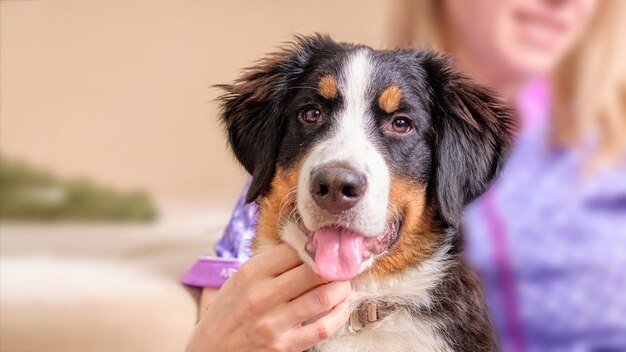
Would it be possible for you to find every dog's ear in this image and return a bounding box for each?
[217,34,340,203]
[422,52,515,226]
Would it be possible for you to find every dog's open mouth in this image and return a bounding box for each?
[299,220,401,281]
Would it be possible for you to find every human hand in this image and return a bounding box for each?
[185,243,352,352]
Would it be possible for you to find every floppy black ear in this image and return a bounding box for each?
[422,52,515,227]
[216,34,340,203]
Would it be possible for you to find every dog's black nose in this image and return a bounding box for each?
[310,165,366,213]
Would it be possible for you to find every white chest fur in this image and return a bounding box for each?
[311,310,450,352]
[312,248,453,352]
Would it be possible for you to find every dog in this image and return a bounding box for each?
[217,34,513,351]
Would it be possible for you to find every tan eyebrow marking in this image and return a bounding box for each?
[318,75,337,100]
[378,85,403,113]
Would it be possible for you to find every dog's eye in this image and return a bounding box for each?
[300,107,323,124]
[387,116,412,134]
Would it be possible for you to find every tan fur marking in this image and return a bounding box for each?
[378,85,403,113]
[318,75,338,100]
[253,167,300,254]
[365,177,438,278]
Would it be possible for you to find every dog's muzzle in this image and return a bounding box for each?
[298,162,396,281]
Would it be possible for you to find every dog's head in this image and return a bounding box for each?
[218,35,513,281]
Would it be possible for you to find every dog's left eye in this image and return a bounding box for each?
[386,115,413,134]
[300,107,324,124]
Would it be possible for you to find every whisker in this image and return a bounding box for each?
[289,207,302,223]
[387,201,401,231]
[279,187,298,218]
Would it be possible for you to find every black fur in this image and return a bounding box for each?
[422,53,513,227]
[421,230,499,351]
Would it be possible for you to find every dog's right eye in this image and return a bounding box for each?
[300,107,323,124]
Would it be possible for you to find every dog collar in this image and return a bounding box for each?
[346,301,396,334]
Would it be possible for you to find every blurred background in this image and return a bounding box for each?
[0,1,389,351]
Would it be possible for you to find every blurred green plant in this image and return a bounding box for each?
[0,156,157,222]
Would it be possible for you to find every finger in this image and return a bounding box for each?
[277,281,351,331]
[285,300,350,351]
[248,243,303,277]
[271,263,328,301]
[198,288,220,321]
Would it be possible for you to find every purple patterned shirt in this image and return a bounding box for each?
[181,178,258,288]
[182,80,626,351]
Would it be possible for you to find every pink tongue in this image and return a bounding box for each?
[313,227,365,281]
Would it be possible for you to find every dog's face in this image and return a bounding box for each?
[218,35,513,281]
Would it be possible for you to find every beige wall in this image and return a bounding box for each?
[0,0,389,204]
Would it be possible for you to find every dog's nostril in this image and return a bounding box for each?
[342,185,358,198]
[318,184,329,196]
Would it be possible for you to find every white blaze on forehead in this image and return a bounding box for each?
[295,49,390,237]
[343,49,371,121]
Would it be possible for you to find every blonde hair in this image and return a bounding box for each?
[387,0,626,163]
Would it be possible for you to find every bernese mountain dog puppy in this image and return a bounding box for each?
[217,34,513,352]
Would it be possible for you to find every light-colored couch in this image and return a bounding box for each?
[0,204,229,352]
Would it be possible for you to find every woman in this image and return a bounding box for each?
[185,1,626,351]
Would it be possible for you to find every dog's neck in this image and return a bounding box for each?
[346,300,397,334]
[345,245,452,331]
